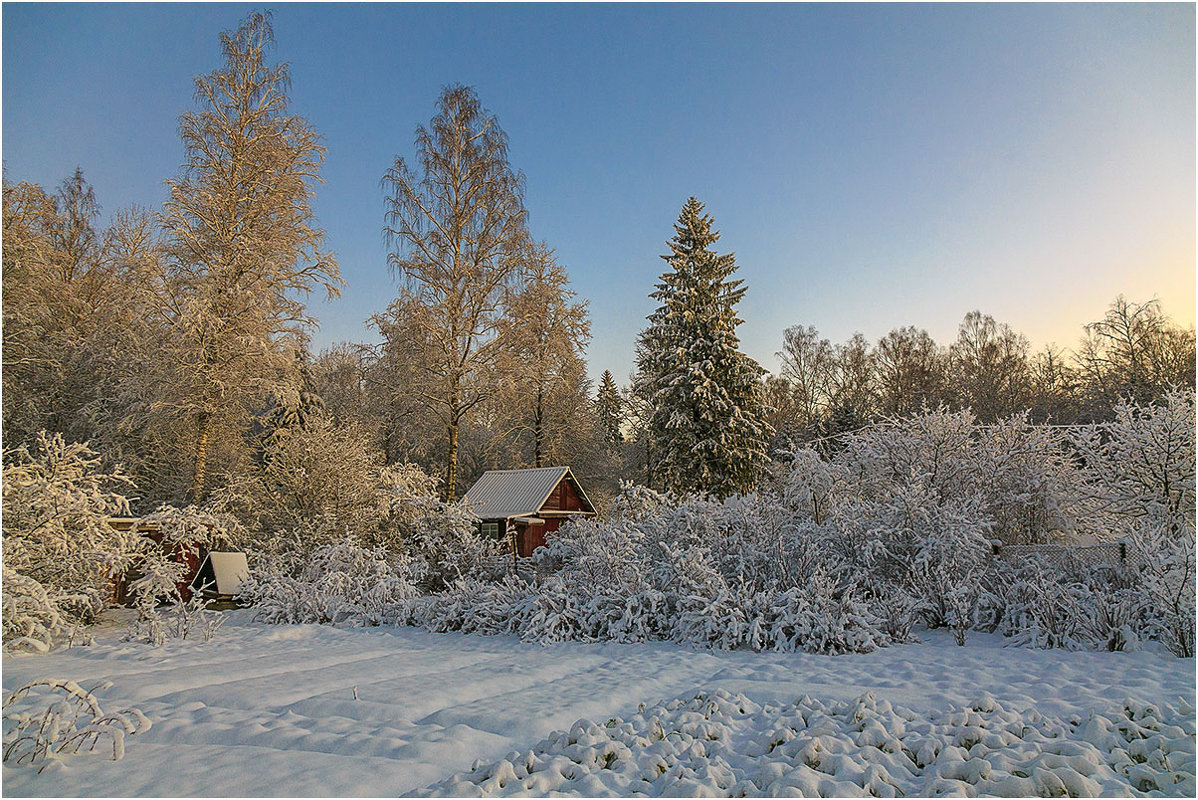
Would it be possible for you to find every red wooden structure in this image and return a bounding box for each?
[108,518,206,603]
[462,466,597,558]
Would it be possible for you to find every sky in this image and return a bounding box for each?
[4,2,1194,384]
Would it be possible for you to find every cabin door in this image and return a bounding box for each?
[525,523,547,555]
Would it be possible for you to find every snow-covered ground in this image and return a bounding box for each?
[2,611,1193,797]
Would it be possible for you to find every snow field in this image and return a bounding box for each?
[416,690,1195,797]
[3,613,1194,797]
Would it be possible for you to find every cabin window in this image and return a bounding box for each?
[480,522,499,539]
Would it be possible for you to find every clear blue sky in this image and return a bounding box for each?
[4,3,1194,385]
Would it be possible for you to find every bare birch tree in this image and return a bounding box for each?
[493,242,591,467]
[153,12,340,502]
[1076,296,1196,414]
[377,85,528,499]
[948,311,1031,422]
[875,326,947,417]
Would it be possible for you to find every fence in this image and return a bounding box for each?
[994,541,1142,569]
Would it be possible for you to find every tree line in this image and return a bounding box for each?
[3,11,1193,518]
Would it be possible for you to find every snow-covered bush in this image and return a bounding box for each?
[117,505,237,646]
[140,503,244,555]
[533,517,646,597]
[1132,521,1196,657]
[869,582,922,644]
[781,447,838,524]
[1072,391,1196,532]
[1,569,86,653]
[997,558,1092,650]
[517,576,587,645]
[412,575,535,637]
[124,548,188,646]
[663,543,744,649]
[208,419,441,559]
[403,488,494,593]
[607,481,675,522]
[122,547,225,646]
[969,413,1086,544]
[2,433,141,650]
[2,680,151,771]
[763,571,889,655]
[240,539,418,626]
[835,408,1082,548]
[236,402,1194,658]
[835,470,992,642]
[1078,570,1146,652]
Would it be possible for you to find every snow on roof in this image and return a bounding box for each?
[190,551,249,596]
[463,466,580,520]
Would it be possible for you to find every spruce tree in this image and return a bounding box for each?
[595,369,624,444]
[634,197,772,498]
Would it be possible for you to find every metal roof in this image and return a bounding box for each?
[462,466,587,520]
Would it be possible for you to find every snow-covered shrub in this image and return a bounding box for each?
[404,491,492,593]
[838,469,993,641]
[518,576,585,645]
[1078,571,1145,652]
[780,448,838,524]
[240,539,417,626]
[124,547,188,646]
[869,582,922,644]
[763,570,889,655]
[837,408,976,506]
[969,413,1086,544]
[455,575,534,637]
[911,496,993,644]
[607,481,675,521]
[604,588,675,643]
[414,575,536,637]
[1132,521,1196,657]
[1,569,84,653]
[2,433,141,650]
[663,543,745,649]
[836,408,1084,547]
[533,517,646,597]
[140,503,244,556]
[122,546,225,646]
[1071,391,1196,533]
[997,558,1092,650]
[208,420,448,560]
[2,679,150,771]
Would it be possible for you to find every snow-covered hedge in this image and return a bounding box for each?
[238,395,1194,658]
[240,539,419,626]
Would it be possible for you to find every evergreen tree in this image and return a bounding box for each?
[595,370,624,444]
[634,197,772,498]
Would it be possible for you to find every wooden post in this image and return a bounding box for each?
[510,522,519,573]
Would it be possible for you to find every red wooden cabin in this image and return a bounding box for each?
[108,517,206,603]
[462,466,597,557]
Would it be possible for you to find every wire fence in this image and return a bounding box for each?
[994,541,1142,569]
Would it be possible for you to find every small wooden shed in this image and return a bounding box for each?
[108,517,204,603]
[462,466,597,557]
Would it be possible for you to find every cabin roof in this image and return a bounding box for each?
[462,466,594,520]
